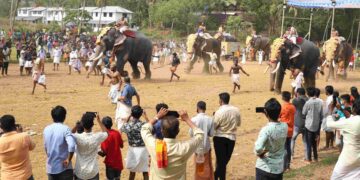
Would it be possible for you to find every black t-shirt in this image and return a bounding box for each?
[172,56,180,66]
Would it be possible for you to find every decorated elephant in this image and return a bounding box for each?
[246,36,271,61]
[94,27,153,79]
[323,38,353,81]
[185,34,224,73]
[269,38,320,93]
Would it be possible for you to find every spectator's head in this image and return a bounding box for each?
[351,87,359,99]
[156,103,169,113]
[340,94,351,106]
[296,88,306,96]
[76,121,84,134]
[51,106,66,123]
[315,88,321,98]
[264,98,281,122]
[197,101,206,113]
[219,92,230,105]
[101,116,113,130]
[352,98,360,115]
[161,116,180,139]
[281,91,291,102]
[0,115,16,133]
[81,113,96,130]
[131,105,143,119]
[124,76,131,84]
[325,85,334,96]
[306,87,316,97]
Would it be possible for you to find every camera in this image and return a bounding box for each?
[256,107,265,113]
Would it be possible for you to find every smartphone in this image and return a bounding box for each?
[86,112,97,116]
[167,110,180,118]
[255,107,265,113]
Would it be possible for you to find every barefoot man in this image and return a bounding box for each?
[170,52,180,82]
[229,58,249,93]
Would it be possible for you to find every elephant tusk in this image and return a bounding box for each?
[263,65,270,74]
[271,62,281,74]
[190,53,195,61]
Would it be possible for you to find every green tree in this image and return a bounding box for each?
[63,9,92,31]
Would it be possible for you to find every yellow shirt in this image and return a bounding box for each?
[141,123,204,180]
[0,132,35,180]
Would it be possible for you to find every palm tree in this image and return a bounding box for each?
[96,0,107,32]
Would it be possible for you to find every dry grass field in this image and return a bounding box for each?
[1,59,357,179]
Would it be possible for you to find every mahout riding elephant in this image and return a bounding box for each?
[323,38,353,81]
[269,38,320,93]
[247,36,271,61]
[96,27,153,79]
[185,34,224,73]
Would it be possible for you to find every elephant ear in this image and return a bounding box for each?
[290,44,302,59]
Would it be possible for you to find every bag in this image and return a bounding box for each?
[46,52,50,58]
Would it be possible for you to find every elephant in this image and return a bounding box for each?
[185,34,224,73]
[323,38,353,81]
[269,38,320,93]
[247,36,271,61]
[99,27,153,79]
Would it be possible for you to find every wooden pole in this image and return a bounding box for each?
[280,0,286,37]
[308,8,313,40]
[355,21,360,70]
[331,1,336,30]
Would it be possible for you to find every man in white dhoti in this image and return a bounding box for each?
[229,58,250,93]
[327,99,360,180]
[121,105,149,180]
[52,46,62,71]
[116,77,140,130]
[206,52,218,74]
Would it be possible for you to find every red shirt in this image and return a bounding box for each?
[101,129,124,171]
[280,102,296,137]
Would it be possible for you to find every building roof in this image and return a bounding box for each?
[29,7,47,11]
[18,7,34,10]
[79,7,98,11]
[15,16,42,21]
[46,7,64,11]
[91,6,133,14]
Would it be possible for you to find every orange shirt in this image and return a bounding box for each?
[234,50,241,58]
[280,102,296,137]
[0,132,35,179]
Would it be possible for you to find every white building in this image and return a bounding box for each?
[16,6,133,32]
[45,7,66,24]
[89,6,133,32]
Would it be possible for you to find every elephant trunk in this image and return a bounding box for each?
[116,53,129,77]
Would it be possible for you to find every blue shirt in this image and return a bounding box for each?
[43,123,76,174]
[255,122,288,174]
[121,83,138,106]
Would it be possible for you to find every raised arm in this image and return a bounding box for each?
[96,113,108,133]
[240,66,250,76]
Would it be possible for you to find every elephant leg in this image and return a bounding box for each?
[202,57,210,74]
[130,61,141,79]
[274,68,285,94]
[143,61,151,80]
[270,73,275,91]
[334,64,338,80]
[304,73,316,89]
[326,62,334,82]
[186,56,197,73]
[216,57,224,72]
[143,52,152,79]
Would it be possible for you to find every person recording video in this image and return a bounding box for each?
[254,98,288,180]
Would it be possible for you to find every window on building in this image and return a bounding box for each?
[109,13,113,17]
[23,10,27,14]
[104,13,107,17]
[38,11,42,15]
[55,11,58,15]
[96,12,98,17]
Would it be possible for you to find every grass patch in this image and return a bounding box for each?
[284,154,338,179]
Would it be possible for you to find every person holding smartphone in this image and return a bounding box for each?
[73,112,108,180]
[255,98,288,180]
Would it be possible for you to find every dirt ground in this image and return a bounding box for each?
[0,59,356,179]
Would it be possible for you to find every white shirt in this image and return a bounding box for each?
[214,104,241,141]
[189,113,214,153]
[324,95,333,116]
[53,49,62,58]
[327,115,360,179]
[70,51,78,59]
[73,132,108,179]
